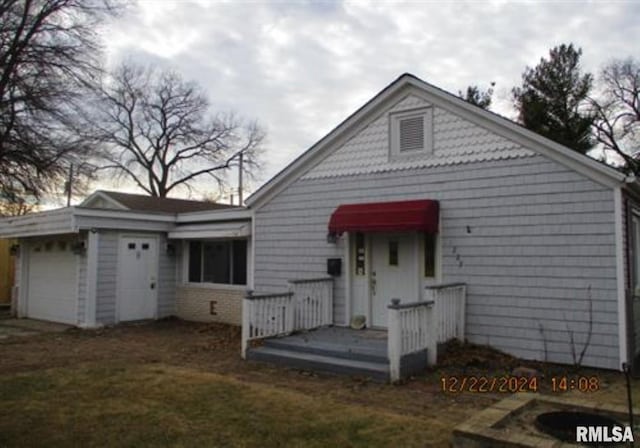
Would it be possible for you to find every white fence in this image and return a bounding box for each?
[241,278,333,358]
[388,283,466,381]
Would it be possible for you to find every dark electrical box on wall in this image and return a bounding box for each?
[327,258,342,276]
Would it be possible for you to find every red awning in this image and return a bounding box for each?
[328,199,439,235]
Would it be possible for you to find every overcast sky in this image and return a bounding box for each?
[101,0,640,201]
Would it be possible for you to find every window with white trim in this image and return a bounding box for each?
[188,240,247,285]
[389,107,433,158]
[424,233,436,278]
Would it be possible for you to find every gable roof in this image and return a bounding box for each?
[246,73,633,209]
[81,190,236,214]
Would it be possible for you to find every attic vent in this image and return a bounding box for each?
[389,107,433,160]
[399,116,424,152]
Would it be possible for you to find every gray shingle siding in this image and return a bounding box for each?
[253,155,619,369]
[96,231,118,324]
[158,234,177,317]
[76,250,87,323]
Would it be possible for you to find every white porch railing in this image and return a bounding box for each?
[241,277,333,358]
[424,282,467,343]
[289,278,334,330]
[241,291,295,358]
[388,283,466,381]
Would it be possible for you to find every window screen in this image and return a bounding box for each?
[232,240,247,285]
[188,241,202,282]
[203,242,230,284]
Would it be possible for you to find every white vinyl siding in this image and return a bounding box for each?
[158,234,177,317]
[76,245,88,323]
[96,232,118,323]
[253,155,619,369]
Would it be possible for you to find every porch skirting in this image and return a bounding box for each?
[176,286,244,325]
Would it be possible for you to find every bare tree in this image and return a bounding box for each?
[89,63,265,198]
[0,0,116,203]
[590,58,640,175]
[0,197,36,216]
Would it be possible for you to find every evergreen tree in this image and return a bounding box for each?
[513,44,594,153]
[459,82,495,110]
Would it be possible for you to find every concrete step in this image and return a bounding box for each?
[263,337,388,364]
[247,346,390,382]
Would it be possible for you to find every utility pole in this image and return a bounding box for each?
[238,152,244,206]
[65,164,74,207]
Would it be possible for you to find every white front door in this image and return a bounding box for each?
[370,233,418,328]
[117,236,158,321]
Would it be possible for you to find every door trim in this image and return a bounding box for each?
[115,234,160,323]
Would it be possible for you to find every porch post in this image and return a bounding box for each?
[458,284,466,341]
[241,290,252,359]
[388,298,402,382]
[426,305,437,366]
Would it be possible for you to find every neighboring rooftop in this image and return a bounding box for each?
[80,190,238,214]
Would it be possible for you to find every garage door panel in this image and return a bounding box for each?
[27,244,77,324]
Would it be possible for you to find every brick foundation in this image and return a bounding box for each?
[176,286,245,325]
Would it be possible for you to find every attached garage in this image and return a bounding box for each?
[26,240,77,324]
[0,190,250,327]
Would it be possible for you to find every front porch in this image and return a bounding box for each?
[246,327,390,381]
[241,278,466,382]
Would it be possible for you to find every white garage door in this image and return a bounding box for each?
[27,241,77,324]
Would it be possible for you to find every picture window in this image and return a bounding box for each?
[188,240,247,285]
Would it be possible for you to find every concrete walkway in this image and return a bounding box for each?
[0,318,71,339]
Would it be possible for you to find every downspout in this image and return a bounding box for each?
[615,186,629,370]
[616,176,639,370]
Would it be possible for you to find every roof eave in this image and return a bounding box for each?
[246,73,627,209]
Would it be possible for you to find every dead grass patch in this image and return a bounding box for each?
[1,363,451,447]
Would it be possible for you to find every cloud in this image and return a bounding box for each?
[103,0,640,198]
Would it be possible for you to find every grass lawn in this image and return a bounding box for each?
[0,363,448,447]
[0,320,637,447]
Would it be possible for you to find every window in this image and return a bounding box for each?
[188,240,247,285]
[424,233,436,278]
[389,107,433,159]
[354,232,366,276]
[389,241,399,266]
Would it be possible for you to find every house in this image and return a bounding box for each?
[2,73,640,381]
[0,190,252,327]
[240,73,640,379]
